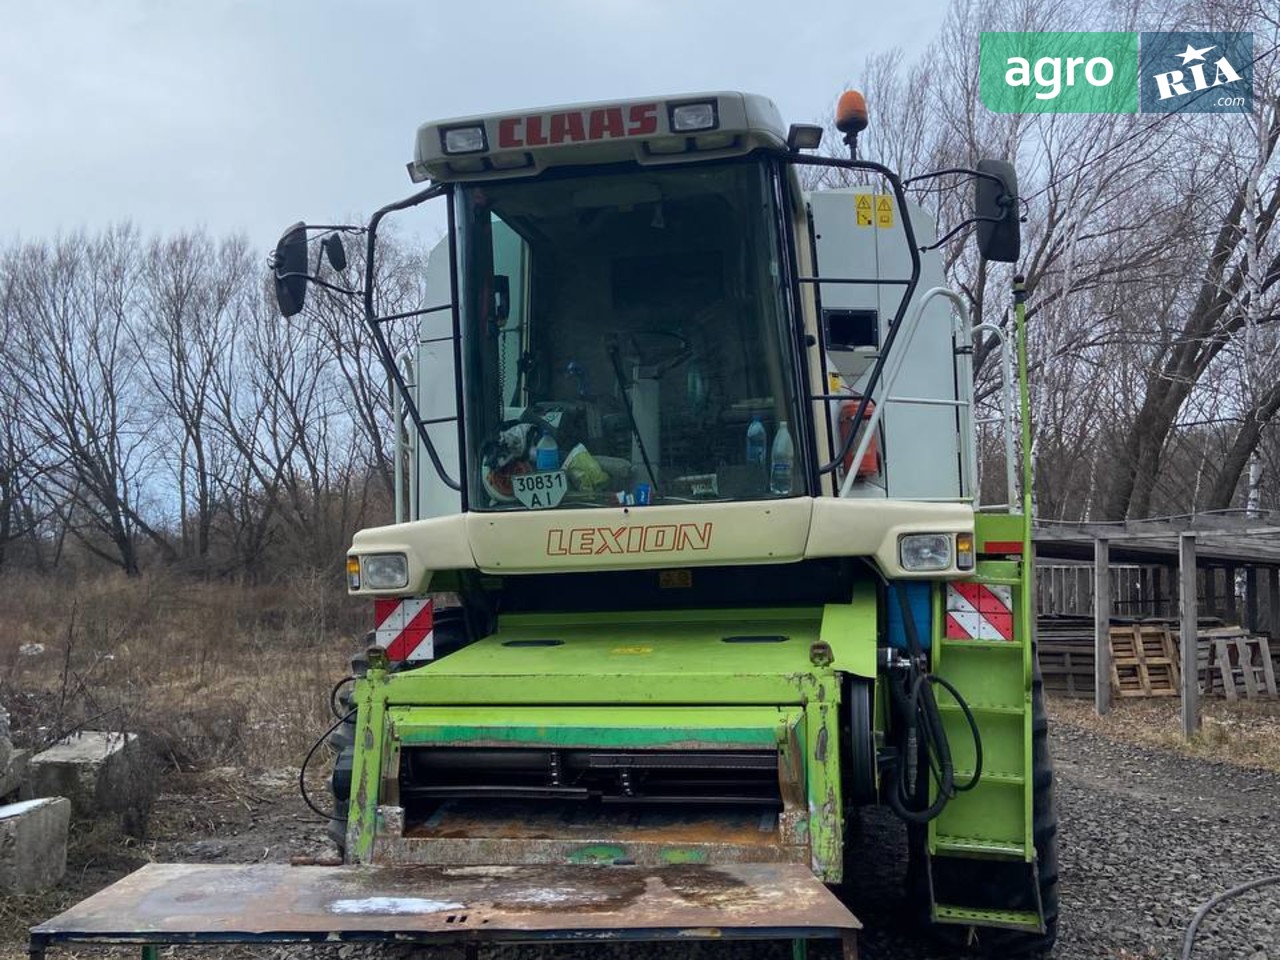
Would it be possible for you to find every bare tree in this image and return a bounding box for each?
[5,228,174,574]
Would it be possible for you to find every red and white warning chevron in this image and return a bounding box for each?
[373,597,434,662]
[944,582,1015,641]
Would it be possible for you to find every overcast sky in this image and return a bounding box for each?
[1,1,941,249]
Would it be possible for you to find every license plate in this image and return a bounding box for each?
[512,470,567,509]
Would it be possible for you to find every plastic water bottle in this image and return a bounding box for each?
[746,415,767,468]
[534,431,560,471]
[770,421,794,495]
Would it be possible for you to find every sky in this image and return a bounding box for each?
[0,0,942,249]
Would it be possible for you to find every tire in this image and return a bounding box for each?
[910,654,1059,957]
[328,713,356,857]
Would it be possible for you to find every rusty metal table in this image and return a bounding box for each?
[30,862,859,959]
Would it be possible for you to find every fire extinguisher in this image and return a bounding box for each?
[838,397,880,478]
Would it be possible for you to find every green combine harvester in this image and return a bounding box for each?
[303,88,1056,956]
[29,89,1055,960]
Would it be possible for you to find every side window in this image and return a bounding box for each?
[491,215,530,412]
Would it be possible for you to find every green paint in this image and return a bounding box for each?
[568,844,626,864]
[660,848,709,865]
[347,667,389,863]
[425,608,827,685]
[1014,278,1033,529]
[974,513,1024,551]
[392,705,788,750]
[934,905,1044,931]
[805,700,843,882]
[370,609,838,708]
[818,580,878,678]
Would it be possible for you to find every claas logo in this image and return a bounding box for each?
[498,104,659,148]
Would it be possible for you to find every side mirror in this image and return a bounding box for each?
[323,234,348,272]
[272,222,309,317]
[974,159,1020,263]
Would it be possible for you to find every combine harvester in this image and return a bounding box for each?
[33,91,1054,958]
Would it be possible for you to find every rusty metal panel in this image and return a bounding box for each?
[32,862,858,944]
[370,799,806,869]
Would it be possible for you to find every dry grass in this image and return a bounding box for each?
[1049,695,1280,772]
[0,570,366,773]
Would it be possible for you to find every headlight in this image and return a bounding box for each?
[441,125,487,155]
[669,101,718,132]
[361,553,409,589]
[899,534,952,572]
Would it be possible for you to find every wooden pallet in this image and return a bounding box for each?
[1110,624,1181,697]
[1208,634,1278,700]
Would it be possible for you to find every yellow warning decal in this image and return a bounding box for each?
[876,195,894,228]
[610,645,654,655]
[855,194,873,227]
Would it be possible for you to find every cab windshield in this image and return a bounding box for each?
[457,160,803,511]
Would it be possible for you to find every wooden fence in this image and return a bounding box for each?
[1036,563,1252,621]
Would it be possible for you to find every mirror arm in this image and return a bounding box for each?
[918,214,1006,253]
[363,183,463,493]
[902,167,1008,190]
[370,303,453,326]
[274,271,361,298]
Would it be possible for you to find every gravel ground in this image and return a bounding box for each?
[833,716,1280,960]
[9,708,1279,960]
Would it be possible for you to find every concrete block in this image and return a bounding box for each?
[31,731,137,817]
[0,797,69,893]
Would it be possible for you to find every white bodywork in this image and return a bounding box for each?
[361,91,1004,590]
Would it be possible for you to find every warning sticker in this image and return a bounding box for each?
[855,194,873,227]
[374,597,435,661]
[944,582,1014,641]
[876,196,895,228]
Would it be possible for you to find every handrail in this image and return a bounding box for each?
[393,351,416,523]
[781,154,922,477]
[839,286,964,498]
[825,288,1017,510]
[362,183,463,492]
[970,321,1018,514]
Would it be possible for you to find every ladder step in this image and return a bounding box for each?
[937,702,1024,716]
[939,638,1022,651]
[953,770,1023,785]
[933,836,1027,858]
[933,905,1044,932]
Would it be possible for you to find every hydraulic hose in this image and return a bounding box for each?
[884,581,983,825]
[1182,875,1280,960]
[299,707,356,822]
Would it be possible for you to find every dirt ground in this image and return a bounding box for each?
[4,697,1278,960]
